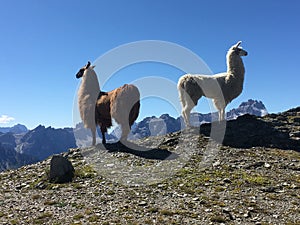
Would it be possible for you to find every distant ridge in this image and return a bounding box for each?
[0,124,28,134]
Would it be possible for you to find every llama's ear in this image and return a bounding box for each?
[236,41,242,48]
[91,65,96,69]
[86,61,91,69]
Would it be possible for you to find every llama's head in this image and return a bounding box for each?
[230,41,248,57]
[76,61,96,79]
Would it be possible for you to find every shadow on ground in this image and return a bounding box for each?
[200,114,300,151]
[95,141,179,160]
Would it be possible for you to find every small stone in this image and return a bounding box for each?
[290,184,298,189]
[248,207,254,211]
[261,186,276,192]
[223,208,230,213]
[106,163,115,167]
[15,185,22,190]
[36,181,47,190]
[264,163,271,168]
[293,117,300,123]
[213,161,221,167]
[138,201,147,206]
[243,211,251,218]
[282,182,289,186]
[18,207,26,212]
[223,178,232,183]
[290,131,300,137]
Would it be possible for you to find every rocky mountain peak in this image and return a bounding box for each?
[0,124,28,134]
[226,99,268,120]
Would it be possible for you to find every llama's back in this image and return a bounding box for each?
[111,84,140,126]
[178,74,204,106]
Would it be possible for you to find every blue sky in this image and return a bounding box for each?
[0,0,299,129]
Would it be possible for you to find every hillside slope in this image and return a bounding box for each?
[0,107,299,224]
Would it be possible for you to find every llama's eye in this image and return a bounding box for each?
[235,48,241,54]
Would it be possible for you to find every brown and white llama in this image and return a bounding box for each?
[76,61,140,145]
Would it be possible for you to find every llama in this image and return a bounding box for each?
[76,61,140,145]
[177,41,248,126]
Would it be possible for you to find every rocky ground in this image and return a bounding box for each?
[0,108,300,224]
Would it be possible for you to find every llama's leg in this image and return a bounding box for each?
[180,101,188,126]
[219,108,225,121]
[183,105,192,127]
[179,87,188,127]
[91,127,96,146]
[101,126,107,144]
[182,98,196,127]
[120,122,130,143]
[213,99,225,122]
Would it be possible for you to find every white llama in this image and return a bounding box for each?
[177,41,248,126]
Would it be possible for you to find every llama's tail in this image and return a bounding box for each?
[177,75,188,105]
[177,74,203,106]
[111,84,140,126]
[129,100,140,126]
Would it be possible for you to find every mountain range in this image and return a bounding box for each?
[130,99,268,140]
[0,99,267,171]
[0,126,77,171]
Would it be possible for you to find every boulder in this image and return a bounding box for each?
[49,155,74,183]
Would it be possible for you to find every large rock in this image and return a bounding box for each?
[200,113,300,151]
[49,155,74,183]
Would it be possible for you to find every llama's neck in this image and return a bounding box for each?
[224,51,245,104]
[80,70,101,98]
[226,52,245,78]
